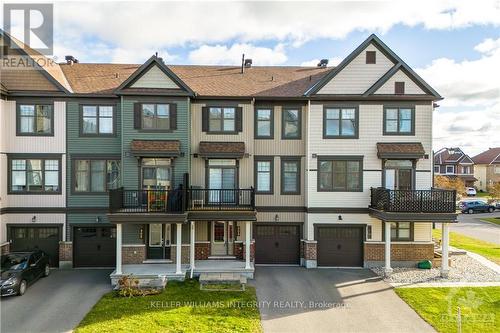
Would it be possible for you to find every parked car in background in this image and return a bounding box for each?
[0,250,50,296]
[466,187,477,196]
[459,201,496,214]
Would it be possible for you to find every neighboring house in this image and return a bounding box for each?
[434,147,476,187]
[0,31,456,281]
[472,147,500,192]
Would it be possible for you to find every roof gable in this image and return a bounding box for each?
[472,147,500,164]
[371,67,426,95]
[115,56,194,96]
[306,34,441,99]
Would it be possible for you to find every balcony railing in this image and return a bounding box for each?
[109,187,255,213]
[370,187,456,213]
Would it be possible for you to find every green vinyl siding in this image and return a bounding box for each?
[121,97,190,189]
[66,100,121,208]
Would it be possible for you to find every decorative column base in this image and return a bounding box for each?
[440,269,450,278]
[300,240,317,268]
[384,267,393,277]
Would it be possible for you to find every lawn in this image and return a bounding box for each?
[475,192,492,199]
[396,287,500,333]
[480,217,500,226]
[432,229,500,265]
[75,279,262,333]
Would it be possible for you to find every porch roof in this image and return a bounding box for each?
[198,141,245,158]
[376,142,425,159]
[107,213,188,224]
[130,139,181,157]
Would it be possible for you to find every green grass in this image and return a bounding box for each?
[475,192,492,199]
[480,217,500,226]
[75,279,262,333]
[395,287,500,333]
[433,229,500,264]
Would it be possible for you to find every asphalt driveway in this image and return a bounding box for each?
[254,266,434,333]
[1,269,112,333]
[446,211,500,244]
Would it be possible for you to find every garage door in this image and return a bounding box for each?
[73,226,116,267]
[317,226,364,267]
[8,226,61,267]
[255,224,300,264]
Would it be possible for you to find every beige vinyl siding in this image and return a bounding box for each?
[374,69,426,95]
[190,102,254,188]
[474,165,487,191]
[256,212,305,223]
[307,102,433,208]
[1,213,65,243]
[413,222,432,242]
[195,221,209,241]
[317,43,395,95]
[130,65,180,89]
[415,171,432,190]
[306,214,379,240]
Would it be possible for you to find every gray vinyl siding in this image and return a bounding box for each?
[121,96,190,189]
[66,100,121,208]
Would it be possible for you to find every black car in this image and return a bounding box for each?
[1,250,50,296]
[459,201,496,214]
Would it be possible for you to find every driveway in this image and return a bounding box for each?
[254,267,434,333]
[1,269,112,333]
[446,211,500,244]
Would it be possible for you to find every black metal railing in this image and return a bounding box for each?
[370,187,456,213]
[109,187,255,213]
[187,188,255,211]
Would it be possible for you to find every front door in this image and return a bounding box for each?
[147,224,171,259]
[210,221,234,256]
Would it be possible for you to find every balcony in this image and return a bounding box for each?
[369,188,457,222]
[109,188,255,214]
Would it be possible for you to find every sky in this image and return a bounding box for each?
[4,0,500,156]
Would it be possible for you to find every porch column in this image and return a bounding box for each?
[176,223,182,274]
[190,221,195,269]
[441,223,450,278]
[245,221,251,269]
[384,221,392,276]
[116,223,122,275]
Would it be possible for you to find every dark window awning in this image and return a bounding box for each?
[130,140,181,157]
[377,142,425,159]
[198,141,245,158]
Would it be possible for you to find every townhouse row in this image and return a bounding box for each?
[0,33,457,278]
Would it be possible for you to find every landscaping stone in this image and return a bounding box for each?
[371,254,500,283]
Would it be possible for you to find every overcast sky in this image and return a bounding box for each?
[5,0,500,156]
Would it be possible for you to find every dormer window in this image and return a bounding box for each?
[395,82,405,95]
[366,51,376,64]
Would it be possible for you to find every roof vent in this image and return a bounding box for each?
[65,55,78,65]
[317,59,328,67]
[244,59,252,68]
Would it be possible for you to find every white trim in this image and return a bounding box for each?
[122,244,145,247]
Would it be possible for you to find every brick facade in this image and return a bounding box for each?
[195,242,210,260]
[1,242,10,255]
[122,245,146,264]
[303,241,317,260]
[171,245,190,264]
[234,241,254,261]
[58,241,72,268]
[364,243,434,261]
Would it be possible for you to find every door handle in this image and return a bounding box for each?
[97,244,101,251]
[275,242,279,248]
[337,244,341,250]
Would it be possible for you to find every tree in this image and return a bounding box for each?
[434,175,466,197]
[488,182,500,200]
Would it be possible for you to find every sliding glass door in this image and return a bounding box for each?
[207,160,236,204]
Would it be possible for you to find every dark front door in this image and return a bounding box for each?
[73,227,116,267]
[147,224,171,259]
[254,224,300,264]
[9,226,60,267]
[317,226,363,267]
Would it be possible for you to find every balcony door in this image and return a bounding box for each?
[207,159,237,204]
[141,158,172,190]
[384,160,414,190]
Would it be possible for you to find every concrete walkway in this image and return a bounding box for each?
[1,269,112,333]
[253,266,435,333]
[392,281,500,288]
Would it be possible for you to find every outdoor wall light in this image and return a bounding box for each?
[32,215,36,223]
[274,214,280,222]
[95,216,100,223]
[338,215,343,221]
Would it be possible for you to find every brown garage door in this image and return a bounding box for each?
[8,225,61,267]
[73,226,116,267]
[317,226,364,267]
[254,224,300,264]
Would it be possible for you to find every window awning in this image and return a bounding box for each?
[198,141,245,158]
[377,142,425,159]
[130,140,181,157]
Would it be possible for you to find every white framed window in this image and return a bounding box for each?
[445,165,455,174]
[434,165,440,173]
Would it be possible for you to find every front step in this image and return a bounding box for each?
[142,259,173,264]
[208,256,237,260]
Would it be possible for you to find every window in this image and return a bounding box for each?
[395,82,405,95]
[445,165,455,174]
[282,108,301,139]
[318,157,363,192]
[142,104,170,130]
[254,158,273,194]
[81,105,114,135]
[390,222,412,241]
[434,165,440,173]
[384,107,414,135]
[281,158,300,194]
[17,104,52,135]
[495,165,500,174]
[461,166,471,174]
[74,159,121,193]
[323,107,358,138]
[366,51,376,64]
[9,157,60,193]
[255,108,273,138]
[209,107,236,132]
